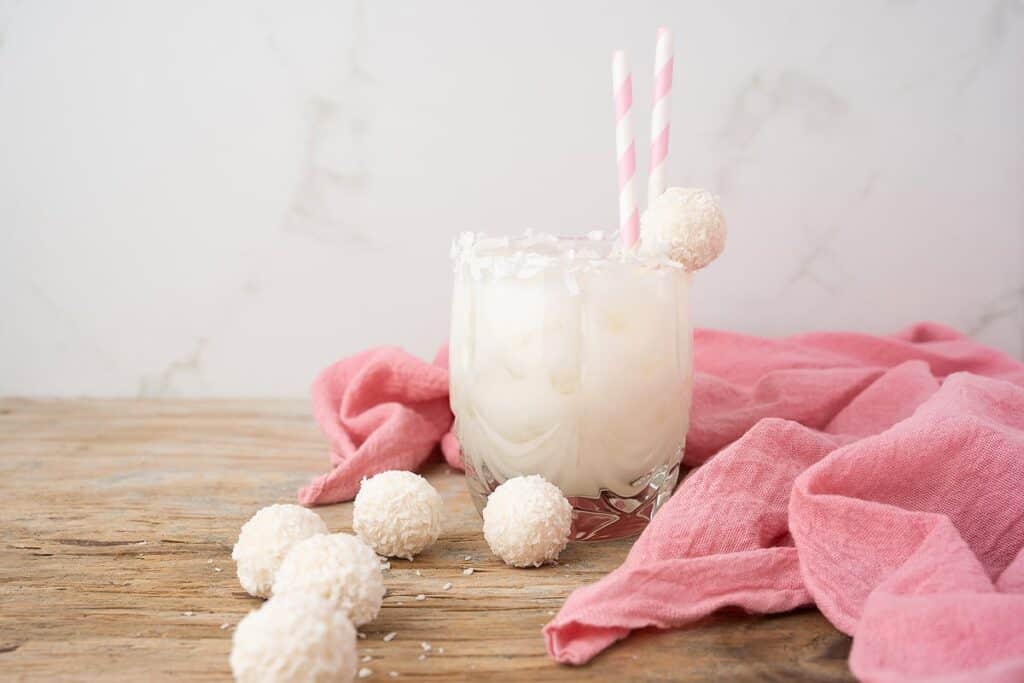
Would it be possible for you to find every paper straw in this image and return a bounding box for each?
[648,27,674,205]
[612,50,639,249]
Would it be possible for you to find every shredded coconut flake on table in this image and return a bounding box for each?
[383,632,397,642]
[462,568,474,575]
[442,582,452,591]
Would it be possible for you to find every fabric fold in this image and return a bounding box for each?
[298,346,457,506]
[544,324,1024,682]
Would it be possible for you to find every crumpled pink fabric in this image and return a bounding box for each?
[297,346,461,505]
[544,323,1024,682]
[301,323,1024,681]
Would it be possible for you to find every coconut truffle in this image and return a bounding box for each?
[482,475,572,568]
[639,187,726,270]
[232,504,328,598]
[353,471,442,560]
[230,592,356,683]
[273,533,385,626]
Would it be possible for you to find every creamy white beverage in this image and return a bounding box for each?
[449,231,693,540]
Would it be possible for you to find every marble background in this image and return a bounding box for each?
[2,0,1022,396]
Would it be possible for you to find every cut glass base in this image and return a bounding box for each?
[465,453,682,542]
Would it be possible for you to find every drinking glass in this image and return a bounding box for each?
[449,233,692,540]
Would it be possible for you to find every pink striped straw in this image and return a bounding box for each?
[648,27,674,205]
[612,50,639,249]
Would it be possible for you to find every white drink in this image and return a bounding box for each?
[449,232,693,540]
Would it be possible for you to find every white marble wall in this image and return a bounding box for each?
[2,0,1022,396]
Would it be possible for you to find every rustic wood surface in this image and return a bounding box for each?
[0,399,854,682]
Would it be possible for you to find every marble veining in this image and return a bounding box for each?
[967,288,1024,339]
[714,70,849,195]
[280,0,376,247]
[0,1,1021,396]
[954,0,1022,92]
[785,176,879,296]
[138,338,210,398]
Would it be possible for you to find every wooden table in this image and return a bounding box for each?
[0,400,854,681]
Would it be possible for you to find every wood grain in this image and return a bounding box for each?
[0,399,853,681]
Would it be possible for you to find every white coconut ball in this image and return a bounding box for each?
[272,533,385,627]
[232,504,328,598]
[230,591,356,683]
[353,470,442,560]
[639,187,726,271]
[482,475,573,568]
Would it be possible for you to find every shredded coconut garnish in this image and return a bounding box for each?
[451,230,681,288]
[442,582,452,591]
[415,570,422,576]
[415,594,425,601]
[462,568,474,575]
[420,642,431,652]
[358,668,373,679]
[383,632,397,642]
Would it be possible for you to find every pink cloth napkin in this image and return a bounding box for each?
[301,323,1024,681]
[297,346,460,505]
[546,323,1024,682]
